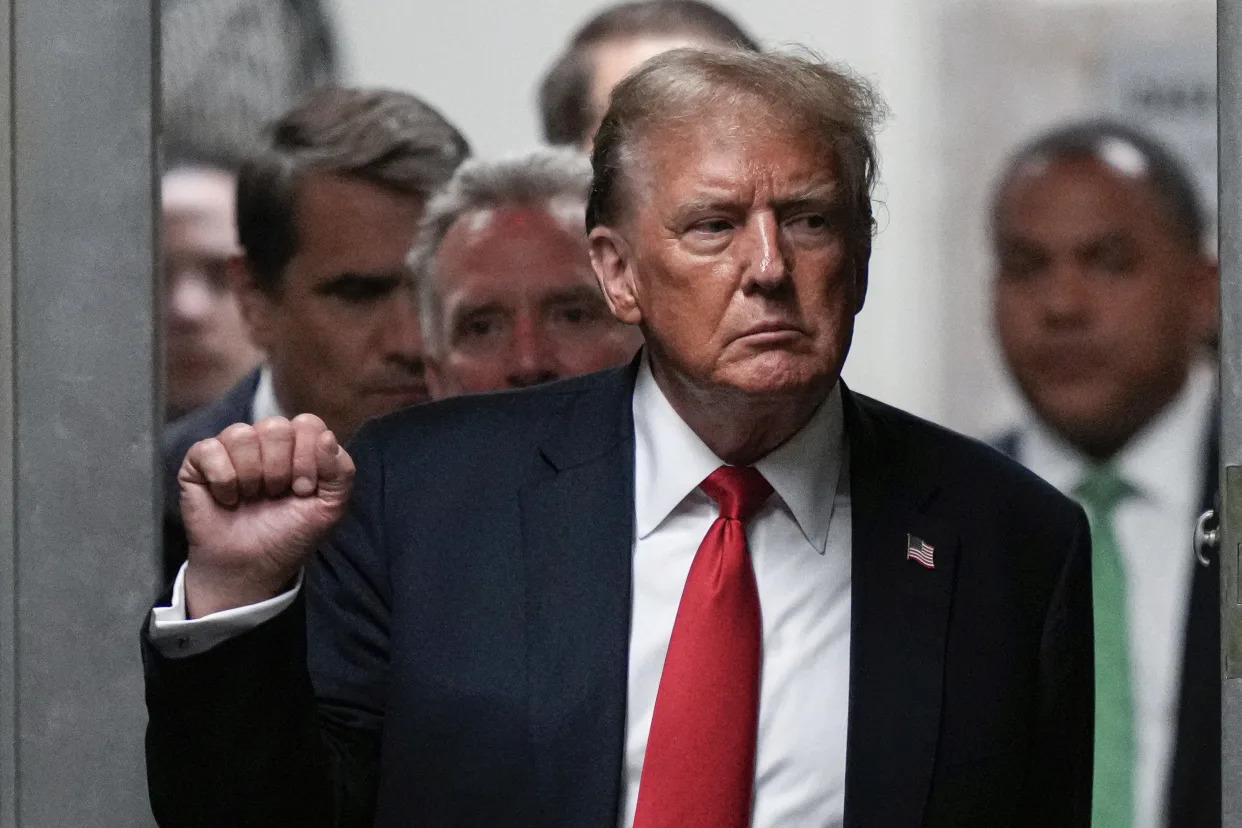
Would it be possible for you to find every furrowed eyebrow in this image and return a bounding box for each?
[315,272,405,289]
[773,184,844,211]
[673,199,743,216]
[450,300,507,320]
[674,184,845,216]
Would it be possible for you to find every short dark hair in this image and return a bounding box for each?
[237,87,470,293]
[993,119,1206,251]
[587,49,885,252]
[538,1,759,147]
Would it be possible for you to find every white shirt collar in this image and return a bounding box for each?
[1020,360,1215,507]
[632,355,845,553]
[250,364,286,422]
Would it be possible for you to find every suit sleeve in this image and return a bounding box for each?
[1018,505,1094,827]
[142,425,392,828]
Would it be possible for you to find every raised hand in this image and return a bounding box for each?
[178,413,356,618]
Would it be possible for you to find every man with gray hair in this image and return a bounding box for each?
[144,49,1092,827]
[409,149,641,396]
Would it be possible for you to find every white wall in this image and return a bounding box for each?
[327,0,1213,435]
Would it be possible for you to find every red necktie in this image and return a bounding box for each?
[633,465,773,828]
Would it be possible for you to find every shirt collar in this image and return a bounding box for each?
[1020,360,1215,509]
[632,355,845,553]
[250,364,286,422]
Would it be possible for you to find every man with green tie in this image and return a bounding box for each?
[991,120,1220,828]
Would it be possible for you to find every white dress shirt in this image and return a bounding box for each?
[250,364,284,423]
[151,359,854,827]
[623,360,851,827]
[1015,361,1215,828]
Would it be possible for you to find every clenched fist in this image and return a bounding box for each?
[179,414,356,618]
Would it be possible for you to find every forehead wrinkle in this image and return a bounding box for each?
[618,99,840,226]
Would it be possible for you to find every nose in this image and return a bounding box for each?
[741,212,790,293]
[1042,263,1091,327]
[167,269,216,329]
[378,286,425,365]
[506,313,559,389]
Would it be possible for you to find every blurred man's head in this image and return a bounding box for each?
[539,0,759,151]
[163,166,262,421]
[234,87,470,441]
[991,121,1218,460]
[410,149,641,396]
[587,50,881,412]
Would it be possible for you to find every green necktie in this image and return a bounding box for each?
[1076,466,1135,828]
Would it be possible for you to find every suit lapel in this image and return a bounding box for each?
[842,390,959,828]
[522,364,638,827]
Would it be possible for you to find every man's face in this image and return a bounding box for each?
[428,204,642,395]
[584,35,712,151]
[238,172,429,441]
[993,156,1217,457]
[590,105,867,405]
[163,169,262,419]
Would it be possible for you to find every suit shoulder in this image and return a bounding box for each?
[853,393,1080,525]
[357,367,625,459]
[162,375,257,470]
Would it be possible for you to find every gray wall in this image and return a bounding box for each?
[0,0,159,825]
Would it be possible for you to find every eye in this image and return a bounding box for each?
[788,213,829,232]
[553,302,604,325]
[996,244,1048,283]
[691,218,733,235]
[464,318,495,337]
[201,260,231,291]
[454,311,507,344]
[1085,243,1137,277]
[320,276,400,304]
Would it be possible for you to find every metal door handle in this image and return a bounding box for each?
[1194,509,1219,567]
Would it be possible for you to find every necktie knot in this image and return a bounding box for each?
[701,465,773,521]
[1074,465,1132,519]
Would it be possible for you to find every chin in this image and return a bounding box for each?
[1030,391,1121,446]
[716,352,837,398]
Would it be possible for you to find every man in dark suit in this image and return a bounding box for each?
[159,87,471,584]
[990,121,1219,828]
[143,50,1094,827]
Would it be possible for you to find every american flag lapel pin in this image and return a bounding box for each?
[906,533,935,569]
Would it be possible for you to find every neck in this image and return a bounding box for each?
[649,356,832,467]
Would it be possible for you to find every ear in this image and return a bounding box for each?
[851,238,872,315]
[424,354,459,400]
[1190,255,1220,344]
[589,226,643,325]
[229,255,278,352]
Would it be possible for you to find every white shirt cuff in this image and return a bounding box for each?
[148,562,302,658]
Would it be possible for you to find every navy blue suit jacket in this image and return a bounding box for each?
[144,362,1094,827]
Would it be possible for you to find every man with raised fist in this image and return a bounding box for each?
[143,50,1094,828]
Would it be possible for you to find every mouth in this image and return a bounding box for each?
[1029,348,1108,382]
[734,322,808,345]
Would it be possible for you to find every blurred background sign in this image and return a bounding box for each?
[1099,38,1218,228]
